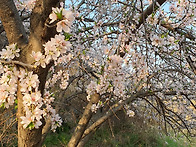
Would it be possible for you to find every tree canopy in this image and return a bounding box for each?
[0,0,195,146]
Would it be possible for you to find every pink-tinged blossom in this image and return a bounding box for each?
[56,20,71,32]
[49,11,58,23]
[0,91,8,106]
[0,65,18,108]
[150,34,164,47]
[20,107,42,129]
[44,34,72,64]
[60,72,69,89]
[53,34,71,54]
[0,43,20,60]
[32,107,43,121]
[43,91,55,105]
[146,15,158,25]
[20,71,40,93]
[0,73,10,84]
[34,120,42,129]
[18,68,27,79]
[50,113,62,132]
[7,79,17,95]
[23,92,42,106]
[49,3,74,33]
[31,51,47,68]
[20,112,33,129]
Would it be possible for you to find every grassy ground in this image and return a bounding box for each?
[43,120,195,147]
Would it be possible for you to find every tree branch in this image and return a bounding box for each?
[136,0,166,29]
[68,93,100,147]
[30,0,62,43]
[0,0,28,45]
[0,60,35,69]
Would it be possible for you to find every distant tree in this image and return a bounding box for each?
[0,0,195,146]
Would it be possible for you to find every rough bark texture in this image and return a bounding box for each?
[0,0,28,45]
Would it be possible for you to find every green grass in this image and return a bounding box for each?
[43,123,71,147]
[43,122,195,147]
[85,123,183,147]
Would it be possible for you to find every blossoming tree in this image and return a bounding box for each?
[0,0,195,146]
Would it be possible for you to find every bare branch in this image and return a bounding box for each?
[161,22,196,40]
[136,0,166,29]
[0,60,35,69]
[77,0,85,10]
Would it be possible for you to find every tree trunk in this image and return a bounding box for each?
[0,0,61,146]
[68,93,100,147]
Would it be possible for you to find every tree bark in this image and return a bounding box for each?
[77,104,123,147]
[0,0,61,146]
[0,0,28,45]
[68,93,100,147]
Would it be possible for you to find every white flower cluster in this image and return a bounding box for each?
[14,0,36,11]
[87,55,128,108]
[0,43,20,60]
[126,109,135,117]
[19,70,62,131]
[49,2,75,33]
[20,3,75,130]
[43,91,62,132]
[129,52,149,84]
[19,70,44,129]
[45,69,70,91]
[0,65,18,108]
[124,104,135,117]
[31,2,74,68]
[44,34,72,65]
[0,2,74,130]
[31,34,72,68]
[90,101,103,113]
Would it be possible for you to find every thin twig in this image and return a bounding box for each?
[0,60,35,69]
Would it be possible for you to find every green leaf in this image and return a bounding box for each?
[100,65,104,75]
[56,10,63,20]
[64,32,72,41]
[108,82,113,87]
[27,122,35,130]
[0,103,5,108]
[109,26,112,31]
[82,50,86,55]
[97,79,101,85]
[161,34,165,38]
